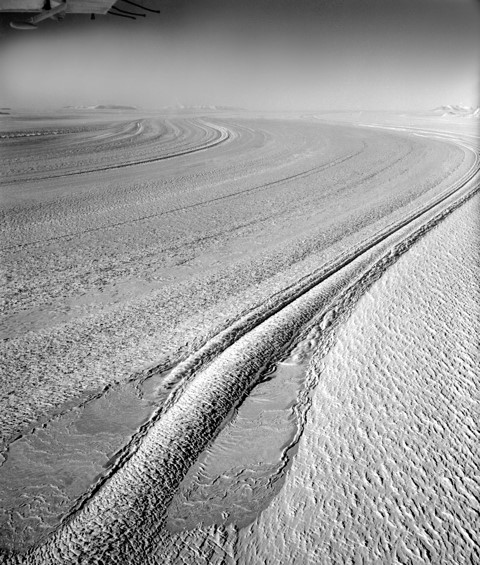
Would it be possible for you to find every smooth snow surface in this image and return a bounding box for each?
[0,111,478,562]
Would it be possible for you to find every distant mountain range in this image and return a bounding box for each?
[432,105,480,118]
[64,105,137,110]
[63,104,243,112]
[94,104,137,110]
[162,104,245,112]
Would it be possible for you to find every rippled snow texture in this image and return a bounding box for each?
[155,193,479,564]
[237,194,480,564]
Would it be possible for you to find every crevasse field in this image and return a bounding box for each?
[0,110,478,563]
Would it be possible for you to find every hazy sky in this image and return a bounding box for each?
[0,0,478,111]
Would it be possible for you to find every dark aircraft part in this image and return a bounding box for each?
[119,0,160,14]
[30,2,66,22]
[110,5,145,17]
[107,10,136,19]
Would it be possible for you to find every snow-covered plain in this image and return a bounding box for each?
[0,111,478,562]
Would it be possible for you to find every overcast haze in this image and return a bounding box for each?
[0,0,479,111]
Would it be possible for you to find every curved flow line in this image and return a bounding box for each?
[1,119,231,184]
[1,145,365,252]
[145,133,479,419]
[9,129,480,562]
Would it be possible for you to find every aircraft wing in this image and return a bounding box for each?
[1,1,159,29]
[0,1,117,15]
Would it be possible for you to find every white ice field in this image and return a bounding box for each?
[0,110,478,563]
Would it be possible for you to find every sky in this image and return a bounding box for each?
[0,0,479,111]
